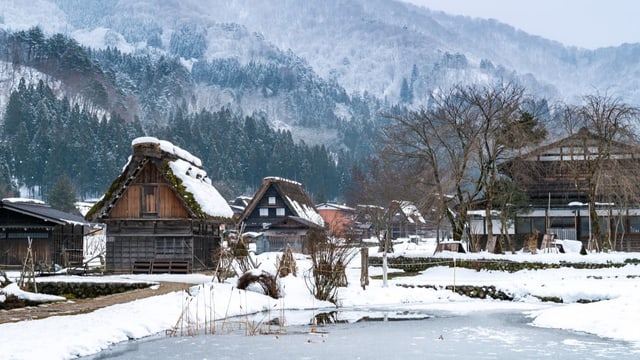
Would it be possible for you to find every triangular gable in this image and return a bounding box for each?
[241,177,324,227]
[394,200,426,224]
[86,137,233,221]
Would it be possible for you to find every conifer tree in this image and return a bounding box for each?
[47,174,78,214]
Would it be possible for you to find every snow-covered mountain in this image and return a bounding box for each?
[1,0,639,133]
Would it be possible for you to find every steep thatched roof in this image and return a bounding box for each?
[86,137,233,221]
[241,177,324,227]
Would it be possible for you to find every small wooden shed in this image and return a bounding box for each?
[0,198,89,269]
[85,137,234,273]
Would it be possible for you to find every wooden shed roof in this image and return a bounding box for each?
[1,198,89,226]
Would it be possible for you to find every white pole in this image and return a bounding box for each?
[382,233,388,288]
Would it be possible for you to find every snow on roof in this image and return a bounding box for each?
[129,137,233,219]
[168,158,233,219]
[264,176,301,187]
[398,201,426,224]
[316,203,355,211]
[132,136,202,167]
[286,195,324,227]
[2,197,46,204]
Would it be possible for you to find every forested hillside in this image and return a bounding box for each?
[0,28,376,202]
[0,77,354,202]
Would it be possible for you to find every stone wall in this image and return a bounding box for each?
[37,281,153,298]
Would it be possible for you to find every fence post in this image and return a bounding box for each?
[360,247,369,290]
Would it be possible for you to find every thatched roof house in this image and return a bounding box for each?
[239,177,324,253]
[86,137,233,273]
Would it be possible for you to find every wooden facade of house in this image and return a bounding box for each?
[503,127,640,206]
[0,199,88,270]
[500,128,640,251]
[239,177,325,253]
[86,137,233,273]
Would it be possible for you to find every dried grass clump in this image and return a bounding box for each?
[237,270,281,299]
[0,294,25,310]
[276,245,297,278]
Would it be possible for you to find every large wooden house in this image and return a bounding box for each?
[0,198,89,270]
[500,127,640,251]
[85,137,234,273]
[239,177,325,253]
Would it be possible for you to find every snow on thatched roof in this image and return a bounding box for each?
[133,137,233,219]
[285,195,324,227]
[86,137,233,221]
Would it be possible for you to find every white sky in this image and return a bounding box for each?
[402,0,640,49]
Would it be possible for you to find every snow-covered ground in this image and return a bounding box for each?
[2,238,640,359]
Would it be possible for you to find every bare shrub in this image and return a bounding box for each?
[305,230,356,304]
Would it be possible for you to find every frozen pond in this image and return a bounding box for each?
[83,309,640,359]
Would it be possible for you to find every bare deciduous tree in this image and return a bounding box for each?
[381,83,546,251]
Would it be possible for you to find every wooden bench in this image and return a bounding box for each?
[132,260,190,274]
[132,260,153,274]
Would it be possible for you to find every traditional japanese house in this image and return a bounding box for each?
[500,127,640,251]
[239,177,325,253]
[0,198,89,270]
[85,137,234,273]
[390,200,428,239]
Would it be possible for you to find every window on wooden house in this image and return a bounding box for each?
[268,196,276,205]
[142,185,158,217]
[259,208,269,217]
[630,217,640,233]
[276,208,285,216]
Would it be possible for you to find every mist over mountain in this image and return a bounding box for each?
[0,0,639,201]
[3,0,639,127]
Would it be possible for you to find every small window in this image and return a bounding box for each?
[268,196,276,205]
[276,208,285,216]
[142,185,158,216]
[259,208,269,217]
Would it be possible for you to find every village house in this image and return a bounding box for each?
[389,200,429,239]
[239,177,325,253]
[498,127,640,252]
[316,202,357,240]
[85,137,234,273]
[0,198,90,270]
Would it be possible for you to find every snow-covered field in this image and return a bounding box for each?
[2,238,640,359]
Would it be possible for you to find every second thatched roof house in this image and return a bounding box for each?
[86,137,233,273]
[239,177,325,253]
